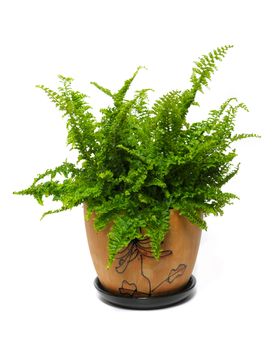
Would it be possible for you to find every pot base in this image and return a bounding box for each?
[94,275,196,310]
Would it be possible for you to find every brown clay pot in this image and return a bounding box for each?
[84,206,201,297]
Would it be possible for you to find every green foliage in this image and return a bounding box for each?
[14,46,259,266]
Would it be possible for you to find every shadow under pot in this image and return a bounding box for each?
[84,206,201,302]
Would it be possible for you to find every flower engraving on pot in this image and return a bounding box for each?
[151,263,187,293]
[118,280,137,296]
[115,237,172,273]
[115,237,187,297]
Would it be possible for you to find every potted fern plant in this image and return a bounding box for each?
[14,45,258,309]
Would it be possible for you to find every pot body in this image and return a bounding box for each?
[84,207,201,296]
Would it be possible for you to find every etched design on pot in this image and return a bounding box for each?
[116,237,187,296]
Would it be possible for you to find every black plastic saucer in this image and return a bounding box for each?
[94,275,196,310]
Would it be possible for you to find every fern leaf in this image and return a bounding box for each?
[90,81,113,97]
[113,66,146,106]
[190,45,233,95]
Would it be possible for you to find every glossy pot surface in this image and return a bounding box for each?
[84,207,201,296]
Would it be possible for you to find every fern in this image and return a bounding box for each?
[14,45,259,266]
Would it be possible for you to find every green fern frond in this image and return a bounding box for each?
[107,216,144,266]
[40,206,69,220]
[147,208,170,259]
[113,66,146,106]
[90,81,114,97]
[190,45,233,95]
[231,133,261,142]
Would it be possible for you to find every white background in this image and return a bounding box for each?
[0,0,277,349]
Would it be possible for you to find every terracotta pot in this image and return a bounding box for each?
[84,206,201,297]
